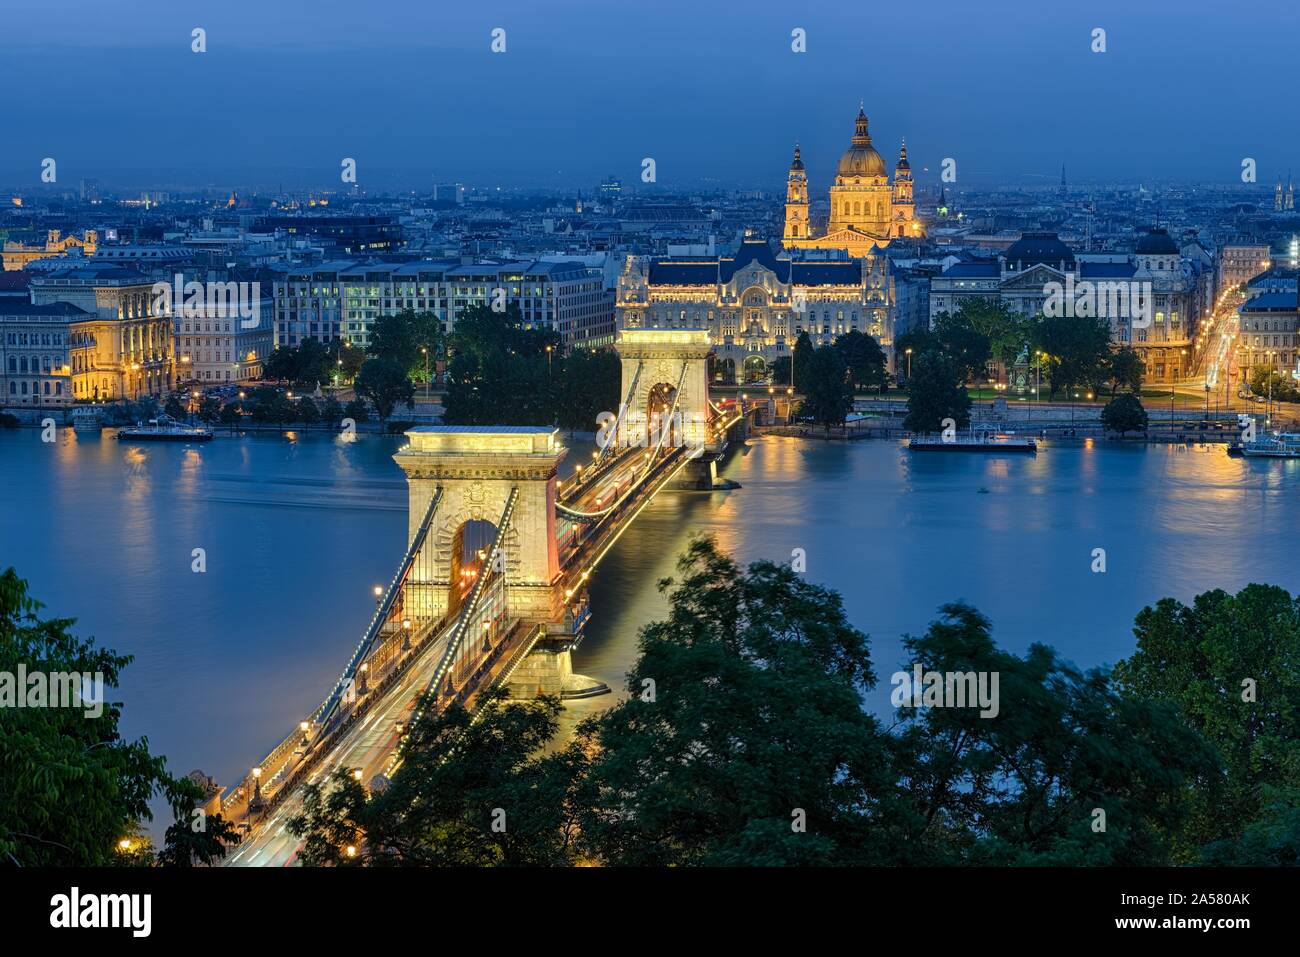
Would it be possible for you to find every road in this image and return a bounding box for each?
[226,627,452,866]
[222,435,694,866]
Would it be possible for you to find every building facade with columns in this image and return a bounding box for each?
[928,229,1200,383]
[782,106,921,256]
[30,265,175,400]
[617,237,893,382]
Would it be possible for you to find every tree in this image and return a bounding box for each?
[249,387,292,425]
[575,537,903,866]
[293,337,330,387]
[344,398,370,424]
[835,330,887,393]
[367,309,445,385]
[296,396,321,426]
[800,346,854,432]
[1248,365,1300,402]
[0,569,238,866]
[330,340,365,382]
[1200,790,1300,865]
[893,603,1217,865]
[441,303,591,427]
[904,351,971,433]
[156,776,241,867]
[957,297,1031,372]
[791,331,814,391]
[894,326,939,369]
[1032,313,1112,398]
[321,396,343,426]
[1113,584,1300,858]
[933,308,992,384]
[1100,392,1147,435]
[288,689,582,866]
[263,346,297,383]
[553,349,620,432]
[354,358,414,421]
[164,396,186,420]
[1105,346,1144,395]
[218,402,243,426]
[198,396,222,423]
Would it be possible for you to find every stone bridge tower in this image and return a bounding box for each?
[615,328,715,452]
[393,426,565,623]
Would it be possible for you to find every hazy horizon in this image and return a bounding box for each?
[3,0,1297,193]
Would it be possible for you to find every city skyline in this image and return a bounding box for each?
[3,0,1299,931]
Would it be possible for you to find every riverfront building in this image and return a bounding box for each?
[174,292,274,385]
[0,301,90,407]
[29,265,175,400]
[1237,291,1299,378]
[272,259,613,352]
[928,229,1202,383]
[616,236,893,382]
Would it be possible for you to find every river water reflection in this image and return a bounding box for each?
[2,429,1297,787]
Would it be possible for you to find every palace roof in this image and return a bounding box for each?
[647,239,867,287]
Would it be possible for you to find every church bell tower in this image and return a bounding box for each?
[783,144,809,242]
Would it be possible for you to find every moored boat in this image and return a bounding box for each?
[1238,431,1300,458]
[908,429,1037,454]
[116,414,213,442]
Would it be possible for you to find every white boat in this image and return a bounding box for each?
[908,429,1037,454]
[1239,432,1300,458]
[116,414,213,442]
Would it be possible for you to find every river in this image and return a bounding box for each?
[2,427,1298,795]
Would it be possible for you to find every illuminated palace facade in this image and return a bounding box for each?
[616,238,893,382]
[783,106,921,255]
[615,106,920,380]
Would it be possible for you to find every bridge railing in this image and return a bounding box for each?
[385,487,520,775]
[556,361,691,523]
[220,486,444,816]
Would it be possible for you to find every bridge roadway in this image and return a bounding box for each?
[224,440,693,866]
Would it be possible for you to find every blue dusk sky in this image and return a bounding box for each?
[0,0,1295,191]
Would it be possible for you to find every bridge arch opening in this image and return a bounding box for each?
[646,381,680,448]
[448,518,498,614]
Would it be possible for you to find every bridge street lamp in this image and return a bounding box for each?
[249,767,264,812]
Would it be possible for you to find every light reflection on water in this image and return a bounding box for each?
[3,429,1299,808]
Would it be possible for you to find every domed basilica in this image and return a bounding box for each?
[783,106,922,256]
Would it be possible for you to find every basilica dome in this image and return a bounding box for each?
[837,107,887,179]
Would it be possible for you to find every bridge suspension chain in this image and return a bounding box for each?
[556,360,691,522]
[314,486,445,729]
[222,486,445,813]
[390,485,520,768]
